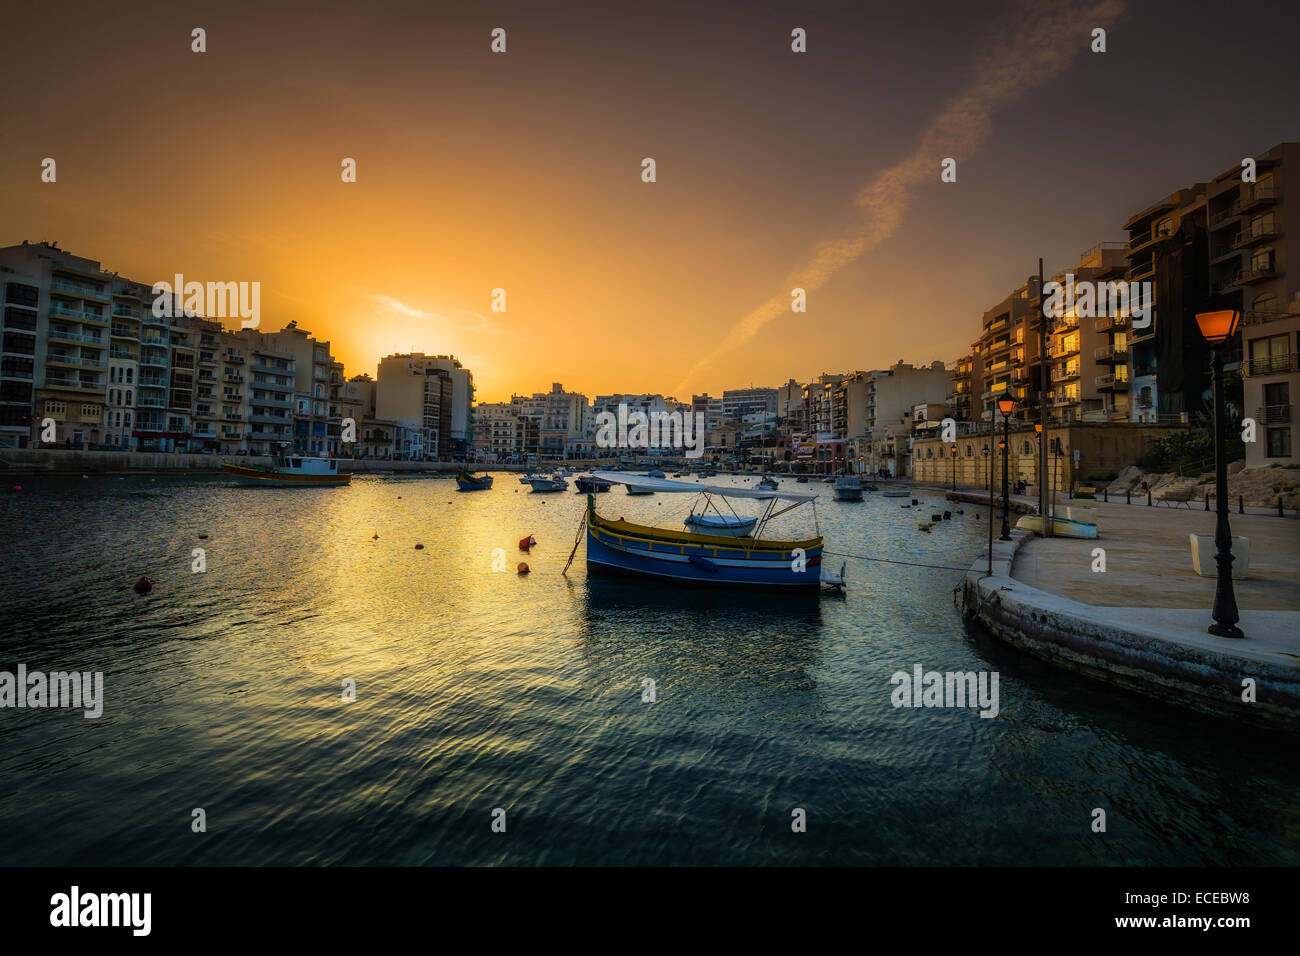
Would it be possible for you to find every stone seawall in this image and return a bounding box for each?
[961,531,1300,734]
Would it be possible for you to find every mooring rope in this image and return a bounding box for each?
[562,512,587,576]
[822,548,972,573]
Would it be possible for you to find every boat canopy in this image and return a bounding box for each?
[591,471,817,502]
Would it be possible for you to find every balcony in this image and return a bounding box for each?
[1093,314,1125,333]
[1258,404,1292,424]
[49,303,107,323]
[224,354,245,364]
[50,279,109,301]
[47,328,105,345]
[1052,366,1081,383]
[138,397,166,408]
[1129,261,1155,281]
[1233,184,1280,215]
[1233,266,1278,285]
[110,324,138,339]
[138,356,168,369]
[109,348,135,360]
[1130,326,1156,344]
[141,313,170,327]
[1245,352,1299,377]
[140,334,168,346]
[1094,345,1127,362]
[1096,373,1129,391]
[1233,225,1280,249]
[111,304,141,319]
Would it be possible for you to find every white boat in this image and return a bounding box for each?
[625,483,655,495]
[528,475,568,492]
[222,454,350,487]
[683,513,757,537]
[1014,513,1098,539]
[833,475,863,501]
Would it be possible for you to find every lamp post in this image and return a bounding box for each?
[1196,308,1244,639]
[997,396,1015,540]
[983,444,992,574]
[1033,423,1043,494]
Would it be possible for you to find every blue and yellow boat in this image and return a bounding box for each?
[582,472,825,588]
[456,470,494,491]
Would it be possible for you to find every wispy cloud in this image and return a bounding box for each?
[674,0,1125,394]
[363,293,501,335]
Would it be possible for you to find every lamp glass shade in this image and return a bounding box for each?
[998,440,1006,450]
[1195,309,1240,344]
[1033,423,1042,434]
[997,397,1015,416]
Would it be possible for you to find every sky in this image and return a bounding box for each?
[2,0,1298,401]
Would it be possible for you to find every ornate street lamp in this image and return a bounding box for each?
[983,444,993,574]
[1195,308,1244,639]
[950,443,958,491]
[997,396,1015,540]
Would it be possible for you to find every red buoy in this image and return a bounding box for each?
[519,535,536,551]
[517,562,529,574]
[133,576,152,594]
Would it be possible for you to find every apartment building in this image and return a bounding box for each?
[974,284,1040,425]
[1122,186,1210,424]
[376,353,459,459]
[1208,142,1298,465]
[691,394,726,432]
[950,353,983,423]
[261,321,335,455]
[0,242,113,448]
[722,387,777,424]
[1044,242,1130,423]
[473,401,521,460]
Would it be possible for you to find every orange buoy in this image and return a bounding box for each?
[133,576,152,594]
[517,562,529,574]
[519,535,536,551]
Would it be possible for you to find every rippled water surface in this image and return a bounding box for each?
[1,473,1296,865]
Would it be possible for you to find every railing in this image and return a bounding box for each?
[47,328,105,344]
[1245,352,1299,376]
[1094,345,1127,361]
[138,397,166,408]
[110,324,137,338]
[1258,404,1292,424]
[1242,310,1288,327]
[1232,184,1280,215]
[1233,266,1277,285]
[51,279,109,300]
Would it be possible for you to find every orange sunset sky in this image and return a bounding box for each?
[3,0,1298,401]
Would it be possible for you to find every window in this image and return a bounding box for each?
[1266,428,1291,458]
[125,390,132,404]
[81,404,99,418]
[1250,249,1275,273]
[45,401,66,417]
[125,367,133,383]
[1250,334,1290,375]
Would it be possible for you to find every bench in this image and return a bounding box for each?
[1157,488,1195,508]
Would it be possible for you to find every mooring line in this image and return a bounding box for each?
[822,548,972,572]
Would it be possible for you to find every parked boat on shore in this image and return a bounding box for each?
[1014,513,1099,539]
[222,454,350,487]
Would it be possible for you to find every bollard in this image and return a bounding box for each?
[1104,487,1108,503]
[1147,488,1152,506]
[1126,489,1131,505]
[1205,493,1210,511]
[1239,495,1244,515]
[1281,496,1286,518]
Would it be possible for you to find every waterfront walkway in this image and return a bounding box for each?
[957,496,1300,732]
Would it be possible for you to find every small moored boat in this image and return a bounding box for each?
[683,513,758,537]
[457,471,494,491]
[833,475,863,501]
[222,454,350,487]
[528,475,568,492]
[575,474,612,493]
[579,471,827,588]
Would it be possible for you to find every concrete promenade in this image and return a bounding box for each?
[959,497,1300,732]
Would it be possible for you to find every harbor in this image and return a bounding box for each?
[2,471,1299,867]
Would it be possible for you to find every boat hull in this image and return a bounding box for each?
[221,463,350,487]
[456,471,494,491]
[1015,514,1098,539]
[586,500,822,588]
